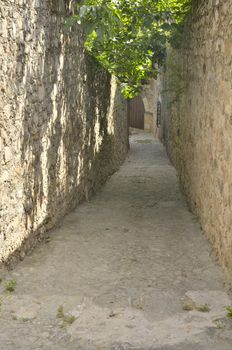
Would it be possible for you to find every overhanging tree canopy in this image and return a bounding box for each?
[70,0,191,98]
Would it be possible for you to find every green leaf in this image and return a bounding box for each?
[69,0,192,98]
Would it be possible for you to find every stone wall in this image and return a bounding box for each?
[141,78,163,137]
[0,0,128,264]
[161,0,232,278]
[141,80,156,134]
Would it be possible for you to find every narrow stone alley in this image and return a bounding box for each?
[0,133,232,350]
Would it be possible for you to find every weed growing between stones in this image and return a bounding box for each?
[56,305,77,327]
[57,305,65,319]
[63,315,77,326]
[183,303,194,311]
[197,304,210,313]
[225,306,232,318]
[183,302,210,313]
[136,140,152,144]
[5,280,17,293]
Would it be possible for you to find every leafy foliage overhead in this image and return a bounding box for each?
[71,0,191,98]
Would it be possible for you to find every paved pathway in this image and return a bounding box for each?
[0,132,232,349]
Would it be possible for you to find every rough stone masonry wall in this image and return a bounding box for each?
[161,0,232,279]
[0,0,128,264]
[141,80,157,134]
[141,78,163,138]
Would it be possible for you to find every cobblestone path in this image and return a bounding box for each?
[0,132,232,349]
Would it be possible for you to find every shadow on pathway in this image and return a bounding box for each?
[0,132,232,349]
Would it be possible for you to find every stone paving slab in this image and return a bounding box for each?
[0,132,232,349]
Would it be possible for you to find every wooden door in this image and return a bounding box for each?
[128,95,145,130]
